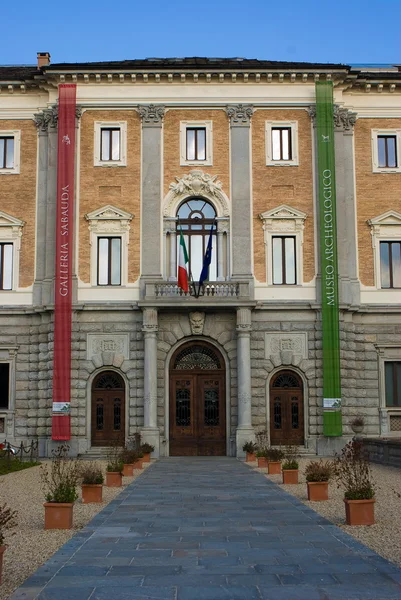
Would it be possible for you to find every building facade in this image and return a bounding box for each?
[0,54,400,457]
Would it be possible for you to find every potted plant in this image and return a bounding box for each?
[41,445,79,529]
[255,430,270,468]
[80,462,104,503]
[0,503,17,584]
[334,440,375,526]
[120,448,137,477]
[305,459,333,501]
[256,449,268,468]
[106,443,124,486]
[242,441,257,462]
[266,447,285,474]
[141,443,155,463]
[350,415,365,436]
[281,444,299,484]
[133,451,144,470]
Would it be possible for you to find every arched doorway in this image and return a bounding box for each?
[169,341,226,456]
[270,370,304,445]
[91,371,125,446]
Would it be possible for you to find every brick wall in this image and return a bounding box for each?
[252,109,315,284]
[354,118,401,287]
[78,110,141,283]
[0,120,37,287]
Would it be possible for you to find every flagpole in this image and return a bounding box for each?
[177,219,195,296]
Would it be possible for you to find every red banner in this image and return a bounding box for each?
[52,84,76,440]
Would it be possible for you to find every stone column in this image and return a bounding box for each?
[216,218,229,281]
[236,307,254,456]
[141,307,160,456]
[164,218,177,281]
[226,105,253,280]
[139,105,165,285]
[33,111,50,306]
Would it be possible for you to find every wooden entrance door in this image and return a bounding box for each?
[169,343,226,456]
[91,371,125,446]
[270,371,304,445]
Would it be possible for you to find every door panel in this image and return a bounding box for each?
[91,372,125,447]
[269,373,304,445]
[170,372,226,456]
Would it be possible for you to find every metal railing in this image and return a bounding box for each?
[0,440,39,465]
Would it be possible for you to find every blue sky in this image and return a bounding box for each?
[2,0,400,66]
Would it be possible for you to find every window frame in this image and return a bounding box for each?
[368,211,401,293]
[180,121,213,166]
[371,129,401,173]
[384,361,401,408]
[97,236,122,286]
[94,121,127,167]
[379,240,401,289]
[0,130,20,175]
[265,121,298,167]
[377,346,401,436]
[272,236,297,285]
[0,242,13,290]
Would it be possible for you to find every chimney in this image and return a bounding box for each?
[37,52,51,68]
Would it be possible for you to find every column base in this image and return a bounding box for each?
[235,427,255,458]
[140,427,161,458]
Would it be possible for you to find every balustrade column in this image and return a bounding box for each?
[236,308,254,456]
[169,228,177,281]
[141,307,160,456]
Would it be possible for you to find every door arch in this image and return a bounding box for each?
[269,370,304,445]
[169,341,226,456]
[91,370,125,446]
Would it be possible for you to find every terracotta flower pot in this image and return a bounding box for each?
[307,481,329,501]
[0,546,6,585]
[282,469,299,484]
[344,498,375,526]
[133,459,143,470]
[122,464,134,477]
[106,471,122,487]
[82,484,103,504]
[257,457,267,468]
[142,452,151,463]
[44,502,74,530]
[267,461,281,475]
[246,452,256,462]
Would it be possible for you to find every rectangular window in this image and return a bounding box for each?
[100,128,121,161]
[0,243,13,290]
[97,237,121,286]
[186,128,206,161]
[0,137,14,169]
[271,127,292,161]
[272,236,296,285]
[385,362,401,407]
[380,241,401,288]
[0,363,10,409]
[378,135,398,168]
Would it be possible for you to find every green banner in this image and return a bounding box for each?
[315,82,342,437]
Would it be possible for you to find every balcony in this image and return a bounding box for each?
[141,280,253,306]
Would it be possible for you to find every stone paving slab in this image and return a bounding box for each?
[9,457,401,600]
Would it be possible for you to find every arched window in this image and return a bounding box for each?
[177,198,217,282]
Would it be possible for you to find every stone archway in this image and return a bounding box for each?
[169,340,226,456]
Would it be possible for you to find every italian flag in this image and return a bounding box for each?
[177,228,189,292]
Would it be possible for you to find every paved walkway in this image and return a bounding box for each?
[11,458,401,600]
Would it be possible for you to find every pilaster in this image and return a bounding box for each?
[139,105,165,284]
[235,307,254,456]
[226,105,253,281]
[141,307,160,456]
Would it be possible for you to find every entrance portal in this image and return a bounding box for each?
[91,371,125,446]
[269,370,304,445]
[169,342,226,456]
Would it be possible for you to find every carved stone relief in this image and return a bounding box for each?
[265,333,308,360]
[87,334,129,361]
[189,311,205,335]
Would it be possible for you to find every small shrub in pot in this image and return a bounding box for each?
[305,460,333,501]
[41,445,79,529]
[80,462,104,503]
[141,443,155,462]
[281,444,299,484]
[242,441,257,462]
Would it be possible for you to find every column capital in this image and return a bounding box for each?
[34,104,83,132]
[307,104,357,131]
[236,307,252,332]
[142,307,159,332]
[139,104,165,126]
[163,217,177,234]
[216,217,230,234]
[225,104,254,127]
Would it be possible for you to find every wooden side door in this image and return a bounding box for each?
[91,372,125,446]
[197,374,226,456]
[270,372,304,445]
[170,375,196,456]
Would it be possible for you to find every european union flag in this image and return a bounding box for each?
[199,224,215,285]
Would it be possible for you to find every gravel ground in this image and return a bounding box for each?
[252,457,401,569]
[0,460,150,600]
